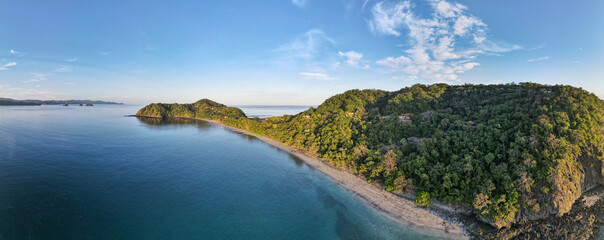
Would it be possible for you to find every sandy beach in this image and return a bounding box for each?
[194,118,468,239]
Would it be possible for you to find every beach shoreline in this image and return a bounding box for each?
[137,115,467,239]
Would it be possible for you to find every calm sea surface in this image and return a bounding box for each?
[235,105,313,118]
[0,105,436,240]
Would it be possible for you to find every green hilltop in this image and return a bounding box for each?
[136,99,246,120]
[136,83,604,228]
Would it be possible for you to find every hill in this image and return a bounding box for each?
[0,98,41,105]
[136,83,604,229]
[0,97,123,105]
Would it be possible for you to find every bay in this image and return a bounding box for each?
[0,105,436,240]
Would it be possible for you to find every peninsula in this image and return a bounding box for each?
[136,83,604,238]
[0,97,123,106]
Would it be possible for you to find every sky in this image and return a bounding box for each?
[1,0,603,105]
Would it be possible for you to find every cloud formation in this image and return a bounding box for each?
[0,62,17,70]
[299,72,339,81]
[528,56,549,62]
[54,66,72,73]
[368,1,410,36]
[274,29,335,60]
[291,0,308,8]
[26,73,48,82]
[25,66,72,83]
[370,0,519,81]
[338,51,369,68]
[9,49,18,54]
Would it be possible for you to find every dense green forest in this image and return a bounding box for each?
[137,83,604,228]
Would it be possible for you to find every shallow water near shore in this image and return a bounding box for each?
[0,105,438,239]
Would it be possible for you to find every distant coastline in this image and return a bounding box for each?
[135,115,467,239]
[0,97,123,106]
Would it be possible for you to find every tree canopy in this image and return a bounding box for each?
[136,83,604,228]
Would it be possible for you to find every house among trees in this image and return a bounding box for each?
[398,114,412,123]
[379,115,391,121]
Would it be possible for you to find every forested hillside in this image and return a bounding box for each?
[137,83,604,228]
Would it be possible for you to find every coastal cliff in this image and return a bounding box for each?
[137,83,604,235]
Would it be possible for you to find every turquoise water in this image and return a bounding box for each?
[0,105,436,239]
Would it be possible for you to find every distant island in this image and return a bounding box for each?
[0,97,123,106]
[136,83,604,239]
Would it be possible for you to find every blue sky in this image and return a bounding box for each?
[1,0,602,105]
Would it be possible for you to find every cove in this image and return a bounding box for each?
[0,105,438,239]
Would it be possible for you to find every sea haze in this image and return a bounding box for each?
[0,105,435,239]
[236,105,313,118]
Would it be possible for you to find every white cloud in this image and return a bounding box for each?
[453,15,485,36]
[338,51,364,68]
[371,0,519,82]
[1,62,17,67]
[393,75,419,81]
[433,0,465,18]
[27,73,48,82]
[54,66,72,73]
[299,72,339,81]
[66,58,78,62]
[377,55,412,68]
[25,66,72,82]
[432,35,459,60]
[405,75,418,81]
[8,49,25,56]
[367,2,411,36]
[274,29,335,60]
[292,0,308,8]
[0,62,17,70]
[527,56,549,62]
[362,0,370,9]
[478,40,522,53]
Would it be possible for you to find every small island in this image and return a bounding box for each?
[137,83,604,239]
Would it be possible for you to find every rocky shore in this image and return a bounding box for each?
[468,186,604,239]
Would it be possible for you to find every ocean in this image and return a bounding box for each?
[0,105,435,239]
[235,105,313,118]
